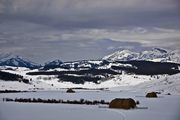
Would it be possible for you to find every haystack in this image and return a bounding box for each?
[66,88,75,93]
[146,92,157,98]
[109,98,136,109]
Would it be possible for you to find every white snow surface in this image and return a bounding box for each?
[103,48,180,63]
[0,66,180,120]
[103,49,139,61]
[0,90,180,120]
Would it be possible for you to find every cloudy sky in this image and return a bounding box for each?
[0,0,180,63]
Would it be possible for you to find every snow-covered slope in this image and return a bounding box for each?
[132,73,180,94]
[103,50,139,61]
[0,55,40,68]
[139,48,168,62]
[168,49,180,63]
[103,48,180,63]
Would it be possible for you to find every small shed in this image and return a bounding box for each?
[66,88,75,93]
[146,92,157,98]
[109,98,136,109]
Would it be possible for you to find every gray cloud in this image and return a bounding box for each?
[0,0,180,63]
[1,0,180,29]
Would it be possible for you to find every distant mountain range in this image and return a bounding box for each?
[0,48,180,69]
[0,54,40,69]
[0,48,180,85]
[103,48,180,63]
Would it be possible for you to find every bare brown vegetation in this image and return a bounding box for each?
[109,98,136,109]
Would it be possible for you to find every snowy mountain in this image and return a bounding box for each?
[103,50,139,61]
[46,60,63,66]
[138,48,169,62]
[0,55,40,69]
[168,49,180,63]
[43,60,63,70]
[103,48,180,63]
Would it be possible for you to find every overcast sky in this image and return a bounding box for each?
[0,0,180,63]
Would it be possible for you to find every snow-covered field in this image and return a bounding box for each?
[0,90,180,120]
[1,71,180,95]
[0,74,152,91]
[1,66,180,120]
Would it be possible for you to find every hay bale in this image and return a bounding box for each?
[146,92,157,98]
[109,98,136,109]
[66,88,75,93]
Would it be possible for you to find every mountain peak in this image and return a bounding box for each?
[43,59,63,70]
[0,54,40,68]
[103,48,180,63]
[45,59,63,65]
[103,49,139,61]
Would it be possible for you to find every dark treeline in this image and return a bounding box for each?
[27,61,180,76]
[0,90,27,93]
[0,90,36,93]
[4,98,109,105]
[0,71,23,81]
[26,69,119,84]
[0,71,30,83]
[113,60,180,75]
[27,69,119,76]
[58,74,101,84]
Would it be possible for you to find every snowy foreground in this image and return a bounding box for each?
[0,90,180,120]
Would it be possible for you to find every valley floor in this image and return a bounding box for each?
[1,72,180,95]
[1,70,180,120]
